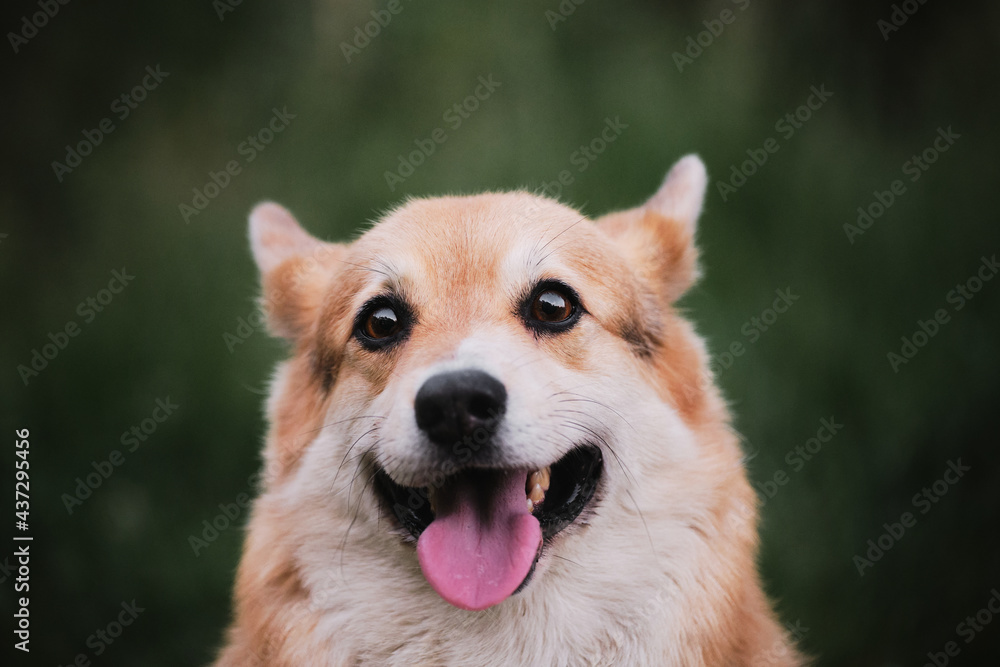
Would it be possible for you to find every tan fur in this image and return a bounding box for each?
[215,157,806,666]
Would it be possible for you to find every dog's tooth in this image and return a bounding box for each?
[527,498,534,513]
[527,468,551,493]
[529,483,545,505]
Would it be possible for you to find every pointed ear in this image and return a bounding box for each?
[596,155,707,303]
[249,202,345,339]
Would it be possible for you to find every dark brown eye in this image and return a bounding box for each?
[364,306,401,339]
[355,296,413,351]
[521,281,582,334]
[531,289,573,323]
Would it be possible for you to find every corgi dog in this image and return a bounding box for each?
[214,155,804,666]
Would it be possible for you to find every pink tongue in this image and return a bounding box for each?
[417,470,541,611]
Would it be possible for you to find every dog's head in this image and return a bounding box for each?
[247,156,733,615]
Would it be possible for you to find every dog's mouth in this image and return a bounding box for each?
[373,444,603,611]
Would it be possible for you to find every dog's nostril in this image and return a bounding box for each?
[415,370,507,448]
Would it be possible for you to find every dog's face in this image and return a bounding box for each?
[249,156,723,617]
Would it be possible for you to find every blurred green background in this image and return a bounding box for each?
[2,1,999,664]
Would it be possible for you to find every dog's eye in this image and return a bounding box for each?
[522,281,582,334]
[364,306,401,339]
[531,290,573,323]
[355,298,411,350]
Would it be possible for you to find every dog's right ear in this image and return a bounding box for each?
[249,202,345,339]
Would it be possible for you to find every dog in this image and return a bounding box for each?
[214,155,804,666]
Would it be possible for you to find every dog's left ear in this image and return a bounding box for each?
[596,154,707,303]
[249,202,346,339]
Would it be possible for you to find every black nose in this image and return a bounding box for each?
[414,370,507,448]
